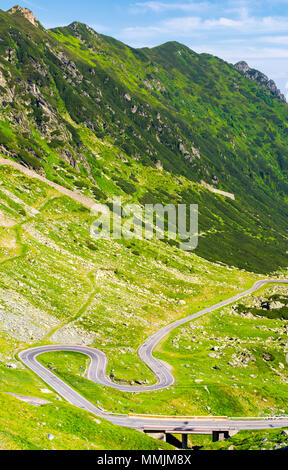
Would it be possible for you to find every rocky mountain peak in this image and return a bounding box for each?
[234,61,250,74]
[8,5,39,27]
[68,21,99,37]
[234,61,286,103]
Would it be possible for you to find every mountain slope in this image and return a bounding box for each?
[0,6,287,273]
[1,6,288,449]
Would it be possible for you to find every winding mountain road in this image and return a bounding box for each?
[19,279,288,432]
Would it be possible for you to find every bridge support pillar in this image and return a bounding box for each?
[182,434,188,449]
[212,430,230,442]
[165,433,182,448]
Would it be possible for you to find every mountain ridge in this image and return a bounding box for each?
[0,5,287,273]
[234,60,286,103]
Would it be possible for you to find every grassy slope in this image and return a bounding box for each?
[0,163,261,448]
[0,119,286,450]
[38,282,288,418]
[0,394,172,450]
[0,8,288,450]
[1,157,286,424]
[0,9,287,272]
[0,293,171,450]
[193,428,288,450]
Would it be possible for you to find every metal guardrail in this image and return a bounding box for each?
[228,416,288,421]
[129,414,228,420]
[131,414,288,421]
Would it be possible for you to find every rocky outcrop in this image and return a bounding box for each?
[8,5,40,28]
[234,61,286,103]
[47,46,83,84]
[261,300,285,310]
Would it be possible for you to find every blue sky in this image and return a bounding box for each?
[2,0,288,96]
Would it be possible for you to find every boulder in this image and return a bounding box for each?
[262,352,273,362]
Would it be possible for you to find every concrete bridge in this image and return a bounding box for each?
[143,426,238,448]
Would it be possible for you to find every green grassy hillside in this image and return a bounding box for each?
[0,158,287,443]
[0,159,261,450]
[1,5,288,450]
[0,6,287,272]
[0,394,172,450]
[37,282,288,419]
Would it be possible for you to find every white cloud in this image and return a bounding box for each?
[131,1,211,13]
[165,14,288,33]
[121,14,288,40]
[193,44,288,60]
[257,35,288,44]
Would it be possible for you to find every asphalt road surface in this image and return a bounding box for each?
[19,279,288,432]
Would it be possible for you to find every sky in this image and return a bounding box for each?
[2,0,288,97]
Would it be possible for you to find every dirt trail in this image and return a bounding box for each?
[0,156,96,209]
